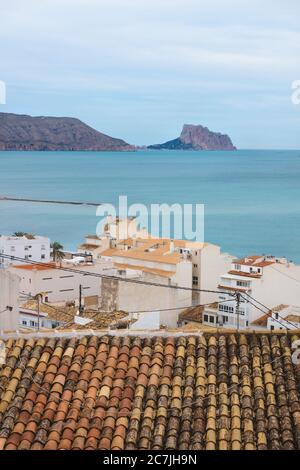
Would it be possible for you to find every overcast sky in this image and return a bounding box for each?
[1,0,300,148]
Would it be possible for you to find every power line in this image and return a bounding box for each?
[3,253,235,297]
[270,265,300,285]
[20,290,232,327]
[11,254,298,330]
[244,291,300,329]
[241,293,298,330]
[96,298,233,316]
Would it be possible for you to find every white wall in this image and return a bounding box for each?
[9,263,102,303]
[198,245,234,305]
[0,270,20,330]
[117,262,192,324]
[252,263,300,312]
[0,235,50,268]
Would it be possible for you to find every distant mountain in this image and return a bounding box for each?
[0,113,134,151]
[148,124,236,151]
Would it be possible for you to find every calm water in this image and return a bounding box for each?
[0,149,300,262]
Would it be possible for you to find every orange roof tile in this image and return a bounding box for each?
[228,270,261,278]
[11,262,57,271]
[114,263,175,278]
[218,284,248,293]
[0,334,299,450]
[101,247,181,265]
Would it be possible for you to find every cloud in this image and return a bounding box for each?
[1,0,300,147]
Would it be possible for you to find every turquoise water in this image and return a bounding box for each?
[0,149,300,262]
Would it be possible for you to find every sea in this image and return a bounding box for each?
[0,149,300,262]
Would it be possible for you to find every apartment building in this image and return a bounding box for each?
[8,259,111,305]
[203,255,300,329]
[0,235,50,268]
[77,216,148,260]
[98,236,233,325]
[18,306,62,330]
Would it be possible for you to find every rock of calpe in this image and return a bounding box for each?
[148,124,236,150]
[0,113,134,151]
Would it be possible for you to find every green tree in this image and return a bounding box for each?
[51,242,64,262]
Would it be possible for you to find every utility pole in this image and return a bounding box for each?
[79,284,84,316]
[236,292,241,331]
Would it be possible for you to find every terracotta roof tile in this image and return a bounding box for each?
[1,333,300,450]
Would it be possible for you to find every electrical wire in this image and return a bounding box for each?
[269,265,300,285]
[2,253,236,297]
[243,292,299,330]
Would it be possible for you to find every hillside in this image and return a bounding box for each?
[0,113,134,151]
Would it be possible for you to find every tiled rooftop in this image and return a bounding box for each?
[233,256,275,268]
[0,333,300,450]
[101,237,212,266]
[179,305,205,323]
[20,301,128,330]
[115,262,175,278]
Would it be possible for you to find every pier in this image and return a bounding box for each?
[0,196,102,207]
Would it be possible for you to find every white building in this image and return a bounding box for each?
[0,269,20,330]
[8,259,110,306]
[203,255,300,329]
[18,306,63,330]
[77,216,148,260]
[267,305,300,330]
[0,235,50,268]
[251,304,300,331]
[99,235,233,325]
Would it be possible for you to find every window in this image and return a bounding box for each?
[59,275,74,279]
[204,314,208,322]
[193,264,198,268]
[42,277,52,281]
[41,254,45,259]
[193,276,198,286]
[234,264,241,271]
[270,325,274,331]
[10,246,15,252]
[237,280,250,288]
[22,320,27,326]
[59,289,74,292]
[222,315,228,323]
[30,320,35,327]
[209,316,215,324]
[219,304,234,314]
